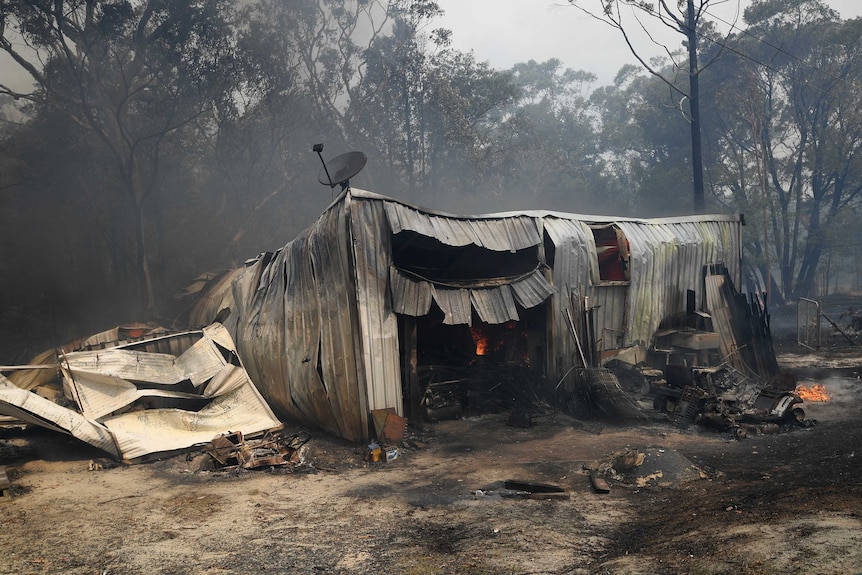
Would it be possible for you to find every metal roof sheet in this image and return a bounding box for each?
[383,201,541,252]
[391,267,554,325]
[510,269,556,308]
[431,286,472,325]
[390,267,433,316]
[471,285,520,324]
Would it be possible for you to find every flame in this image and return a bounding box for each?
[795,383,830,402]
[470,327,488,356]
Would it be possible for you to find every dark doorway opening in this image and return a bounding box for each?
[398,303,550,423]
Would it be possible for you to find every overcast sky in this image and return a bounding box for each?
[435,0,862,86]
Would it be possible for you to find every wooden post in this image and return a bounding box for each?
[401,315,420,422]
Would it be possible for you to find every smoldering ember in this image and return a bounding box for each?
[2,186,861,575]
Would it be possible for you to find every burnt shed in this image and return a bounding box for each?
[190,189,744,442]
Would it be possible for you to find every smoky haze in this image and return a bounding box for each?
[1,0,861,361]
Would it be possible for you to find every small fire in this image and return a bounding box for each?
[470,327,488,356]
[795,383,830,402]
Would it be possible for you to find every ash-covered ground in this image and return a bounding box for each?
[1,303,862,575]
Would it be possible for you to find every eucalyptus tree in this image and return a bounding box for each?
[0,0,238,312]
[407,48,518,208]
[355,1,522,208]
[566,0,738,213]
[590,64,695,216]
[479,59,609,212]
[704,0,862,299]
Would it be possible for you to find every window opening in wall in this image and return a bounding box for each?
[590,224,630,283]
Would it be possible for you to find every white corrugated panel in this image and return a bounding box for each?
[63,350,183,385]
[175,334,228,386]
[0,374,120,457]
[2,325,282,461]
[103,376,281,461]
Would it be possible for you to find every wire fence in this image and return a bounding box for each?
[797,298,821,351]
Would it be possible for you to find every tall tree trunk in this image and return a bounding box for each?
[686,0,705,214]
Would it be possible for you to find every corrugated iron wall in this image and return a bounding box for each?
[543,215,742,379]
[191,196,370,442]
[543,218,593,377]
[189,189,743,442]
[617,218,742,347]
[350,197,402,416]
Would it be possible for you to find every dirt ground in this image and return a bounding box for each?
[2,341,862,575]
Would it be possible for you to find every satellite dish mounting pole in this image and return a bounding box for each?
[312,143,335,188]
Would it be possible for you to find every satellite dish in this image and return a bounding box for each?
[317,151,367,190]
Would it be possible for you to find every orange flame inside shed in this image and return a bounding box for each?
[470,327,488,356]
[795,384,830,402]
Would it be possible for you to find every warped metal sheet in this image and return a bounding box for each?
[467,217,541,252]
[202,363,254,397]
[390,268,433,316]
[470,285,520,324]
[103,375,281,461]
[175,334,227,386]
[307,201,367,441]
[390,266,552,322]
[187,267,245,329]
[510,269,556,308]
[0,373,120,457]
[383,201,541,252]
[63,350,184,385]
[431,286,472,325]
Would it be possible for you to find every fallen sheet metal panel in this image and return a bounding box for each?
[0,373,121,457]
[0,323,282,461]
